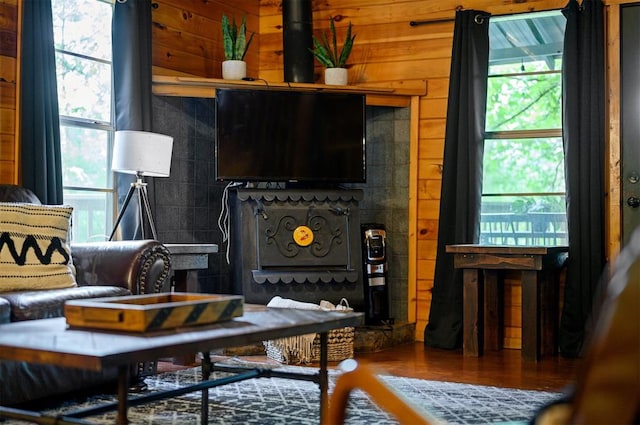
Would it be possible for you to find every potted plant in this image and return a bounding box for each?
[310,17,356,85]
[221,14,255,80]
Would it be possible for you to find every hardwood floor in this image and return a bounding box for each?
[159,342,580,393]
[354,342,579,392]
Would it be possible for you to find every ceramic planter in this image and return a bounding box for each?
[324,67,348,85]
[222,60,247,80]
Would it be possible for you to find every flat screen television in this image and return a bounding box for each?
[215,89,366,184]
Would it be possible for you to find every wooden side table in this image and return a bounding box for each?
[164,243,218,293]
[164,243,219,365]
[446,244,568,361]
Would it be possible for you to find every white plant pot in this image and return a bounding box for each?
[324,67,348,85]
[222,60,247,80]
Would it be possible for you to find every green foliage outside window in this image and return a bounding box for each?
[481,12,567,245]
[486,63,562,132]
[483,57,565,211]
[52,0,114,242]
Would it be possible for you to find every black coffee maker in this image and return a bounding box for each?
[361,223,390,325]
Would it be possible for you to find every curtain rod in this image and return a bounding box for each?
[410,5,461,26]
[409,8,490,26]
[409,17,454,26]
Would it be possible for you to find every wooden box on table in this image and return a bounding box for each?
[64,293,244,333]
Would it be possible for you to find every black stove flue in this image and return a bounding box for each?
[282,0,314,83]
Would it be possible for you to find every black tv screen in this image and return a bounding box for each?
[215,89,366,184]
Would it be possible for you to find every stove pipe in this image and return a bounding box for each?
[282,0,314,83]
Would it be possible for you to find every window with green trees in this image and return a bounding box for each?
[481,11,568,246]
[52,0,114,242]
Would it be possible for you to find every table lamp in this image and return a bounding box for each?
[109,130,173,241]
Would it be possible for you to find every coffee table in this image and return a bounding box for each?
[0,304,363,424]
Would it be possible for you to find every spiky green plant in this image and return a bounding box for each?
[310,17,356,68]
[221,14,255,61]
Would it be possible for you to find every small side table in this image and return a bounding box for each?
[163,243,219,365]
[446,244,568,361]
[164,243,218,293]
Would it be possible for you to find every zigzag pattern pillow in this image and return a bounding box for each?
[0,203,77,292]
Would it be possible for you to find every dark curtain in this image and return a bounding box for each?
[20,0,63,205]
[111,0,154,239]
[424,10,491,349]
[559,0,606,357]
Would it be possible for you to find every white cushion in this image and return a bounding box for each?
[0,203,77,292]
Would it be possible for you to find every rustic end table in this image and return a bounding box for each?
[446,244,568,361]
[164,243,218,293]
[164,243,218,365]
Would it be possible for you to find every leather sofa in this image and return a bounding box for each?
[0,184,172,406]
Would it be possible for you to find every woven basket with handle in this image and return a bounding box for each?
[264,298,355,364]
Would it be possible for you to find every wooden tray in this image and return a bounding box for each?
[64,293,244,333]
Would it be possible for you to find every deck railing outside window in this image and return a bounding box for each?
[480,212,568,246]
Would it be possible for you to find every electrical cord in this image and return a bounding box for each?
[218,181,243,264]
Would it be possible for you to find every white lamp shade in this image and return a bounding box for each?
[112,130,173,177]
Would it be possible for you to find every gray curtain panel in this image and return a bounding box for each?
[424,10,490,349]
[559,0,606,358]
[20,0,63,205]
[112,0,154,240]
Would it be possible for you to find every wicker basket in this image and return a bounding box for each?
[263,298,355,364]
[264,326,355,364]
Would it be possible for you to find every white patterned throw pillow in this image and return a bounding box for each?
[0,203,77,292]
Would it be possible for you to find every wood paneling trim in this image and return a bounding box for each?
[408,95,420,331]
[606,3,622,262]
[12,0,20,184]
[151,75,426,107]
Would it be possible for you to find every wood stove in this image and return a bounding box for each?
[229,188,364,310]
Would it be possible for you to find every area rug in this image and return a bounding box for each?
[12,364,560,425]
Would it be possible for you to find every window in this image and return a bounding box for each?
[480,11,568,246]
[52,0,114,242]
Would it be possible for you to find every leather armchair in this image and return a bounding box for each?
[2,240,171,323]
[0,184,172,405]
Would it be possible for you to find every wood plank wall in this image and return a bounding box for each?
[0,0,18,184]
[254,0,629,345]
[1,0,632,346]
[147,0,631,345]
[151,0,260,78]
[261,0,576,345]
